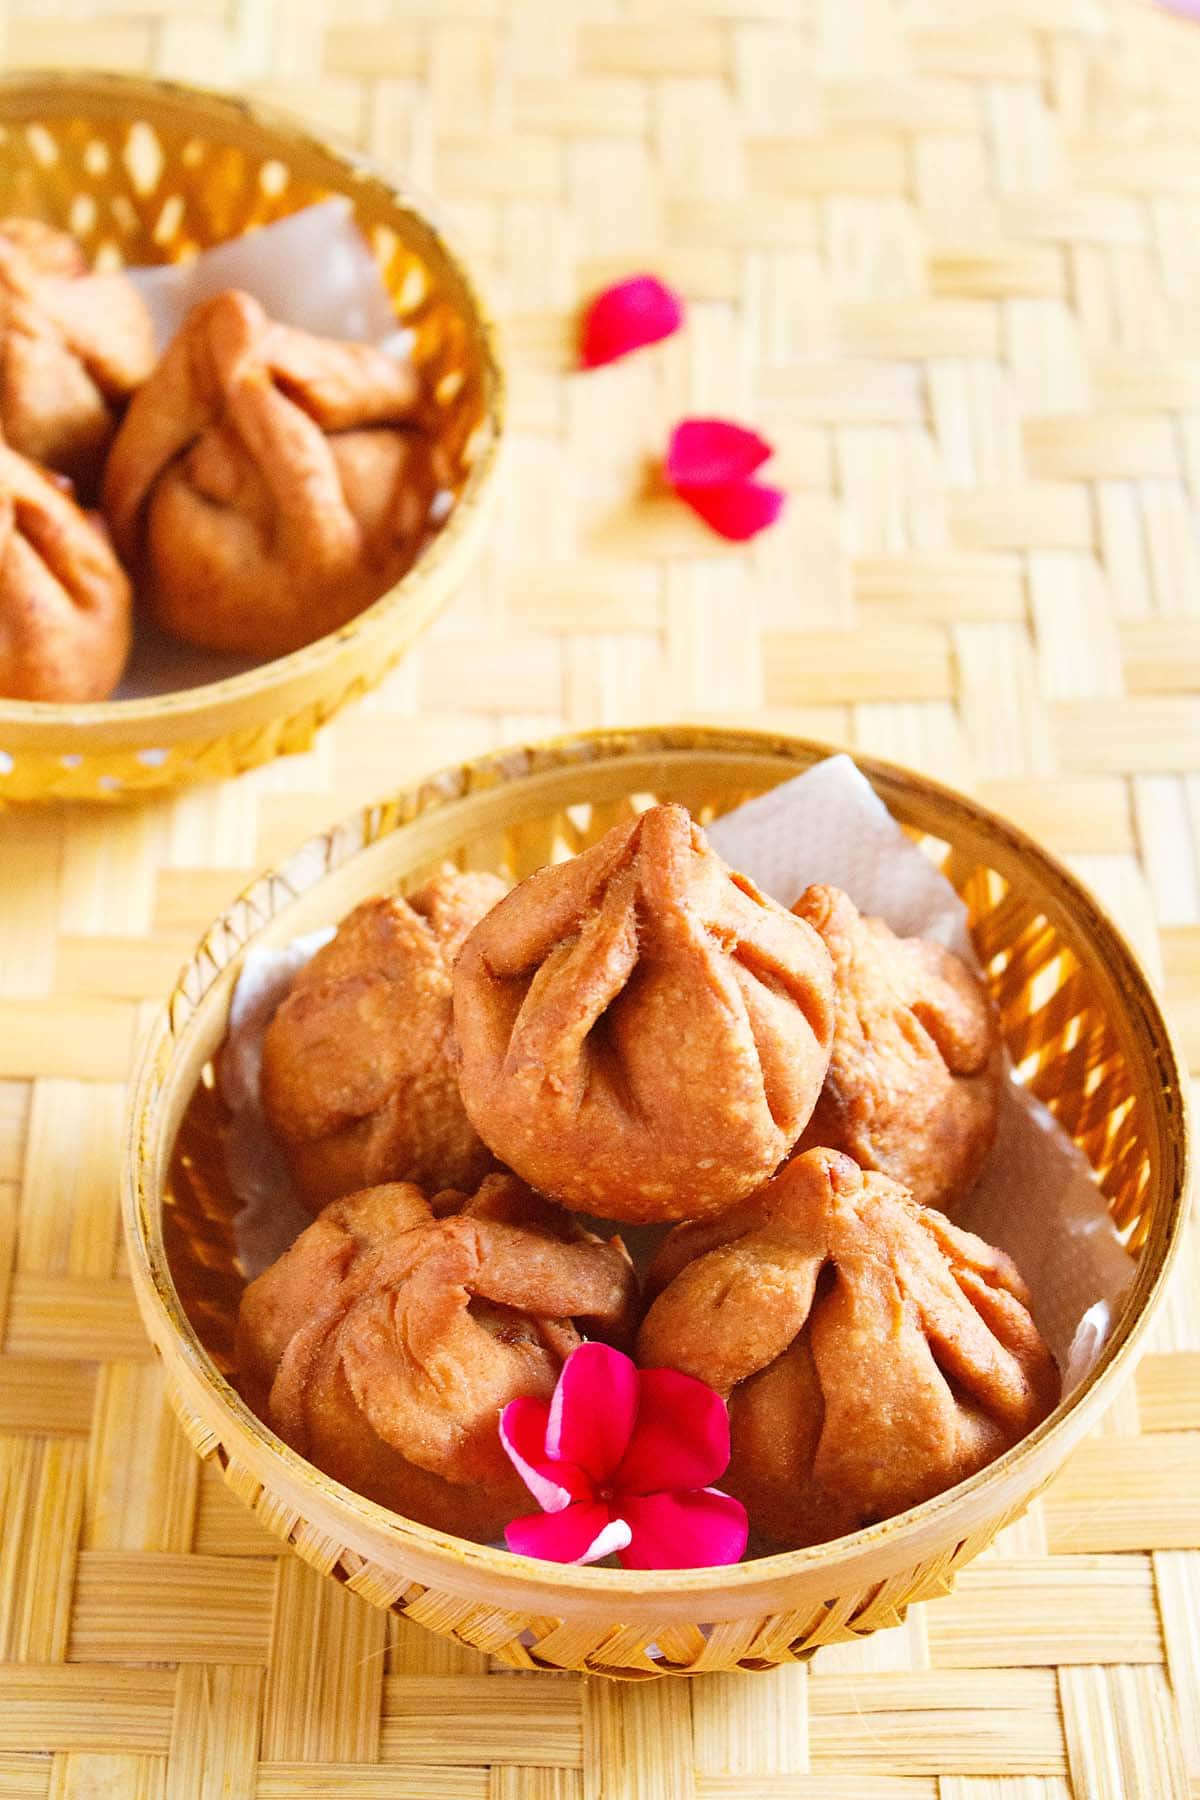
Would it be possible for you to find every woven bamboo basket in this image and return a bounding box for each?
[123,725,1191,1679]
[0,70,503,804]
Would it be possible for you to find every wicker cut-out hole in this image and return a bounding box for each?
[25,123,57,165]
[68,193,96,237]
[370,222,399,265]
[396,260,429,315]
[463,420,490,464]
[123,119,164,194]
[153,194,184,245]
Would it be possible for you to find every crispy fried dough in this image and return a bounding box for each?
[0,218,154,487]
[261,871,507,1210]
[793,885,1002,1213]
[0,441,131,700]
[639,1147,1058,1547]
[104,288,433,656]
[236,1172,636,1538]
[452,804,837,1223]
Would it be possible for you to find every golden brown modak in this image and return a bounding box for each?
[261,871,507,1211]
[236,1173,637,1538]
[0,443,131,701]
[104,288,436,658]
[0,217,155,486]
[453,804,836,1223]
[792,885,1002,1214]
[638,1147,1058,1548]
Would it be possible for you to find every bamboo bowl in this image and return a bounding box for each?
[123,726,1191,1678]
[0,70,503,803]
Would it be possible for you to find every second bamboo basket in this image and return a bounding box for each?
[0,70,503,802]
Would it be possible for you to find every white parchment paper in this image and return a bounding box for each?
[223,755,1135,1384]
[126,198,405,355]
[219,927,333,1278]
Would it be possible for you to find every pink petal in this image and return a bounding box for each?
[546,1342,640,1483]
[580,275,685,368]
[1157,0,1200,19]
[614,1367,732,1496]
[505,1502,632,1565]
[666,418,772,488]
[499,1396,593,1513]
[675,479,785,542]
[617,1488,749,1571]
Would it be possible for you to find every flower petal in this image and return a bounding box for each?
[546,1342,640,1482]
[675,478,785,542]
[499,1396,593,1513]
[617,1488,749,1571]
[578,1517,635,1564]
[666,418,773,487]
[505,1502,632,1565]
[580,275,685,368]
[614,1366,732,1495]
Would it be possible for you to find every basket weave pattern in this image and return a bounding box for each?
[132,729,1187,1679]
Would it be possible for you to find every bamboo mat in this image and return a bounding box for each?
[1,0,1199,1794]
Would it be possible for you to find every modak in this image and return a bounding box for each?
[0,442,131,701]
[793,885,1001,1214]
[104,288,436,657]
[0,217,155,486]
[236,1173,637,1539]
[453,804,836,1223]
[638,1147,1058,1547]
[261,870,507,1210]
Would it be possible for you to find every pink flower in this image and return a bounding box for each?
[580,275,685,368]
[499,1342,748,1570]
[665,417,785,542]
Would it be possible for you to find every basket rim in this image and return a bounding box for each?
[122,723,1194,1599]
[0,66,505,732]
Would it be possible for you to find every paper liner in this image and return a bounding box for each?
[126,198,404,355]
[219,926,333,1277]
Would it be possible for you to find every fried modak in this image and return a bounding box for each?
[104,288,437,657]
[261,870,507,1211]
[0,442,131,701]
[452,804,836,1223]
[235,1173,637,1539]
[0,217,155,487]
[792,885,1002,1214]
[638,1147,1058,1548]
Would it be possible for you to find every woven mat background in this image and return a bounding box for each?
[1,0,1199,1794]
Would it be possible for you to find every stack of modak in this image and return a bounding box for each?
[0,216,436,703]
[237,803,1060,1553]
